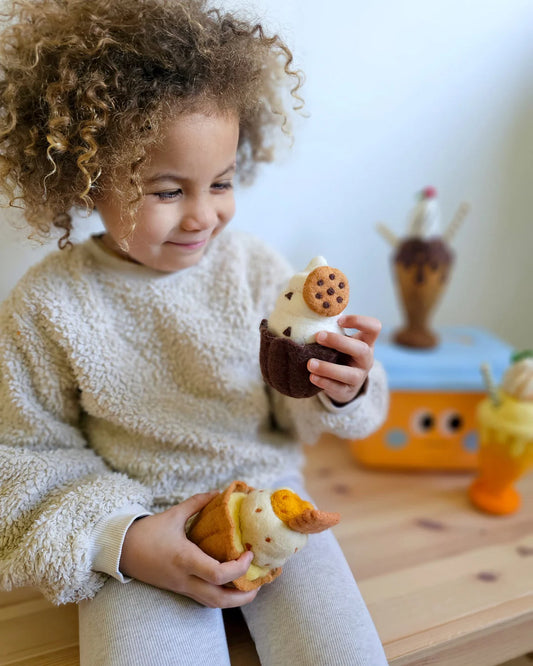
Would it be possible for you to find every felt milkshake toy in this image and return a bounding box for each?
[187,480,340,590]
[260,257,350,398]
[377,187,470,349]
[469,352,533,515]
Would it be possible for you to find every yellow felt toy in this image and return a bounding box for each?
[187,480,340,590]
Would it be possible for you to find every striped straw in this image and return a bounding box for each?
[443,202,470,243]
[376,223,399,247]
[480,363,501,406]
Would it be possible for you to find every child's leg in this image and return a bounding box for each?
[241,478,388,666]
[78,578,231,666]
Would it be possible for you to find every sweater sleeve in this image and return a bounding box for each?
[270,360,389,445]
[88,506,152,582]
[0,291,153,605]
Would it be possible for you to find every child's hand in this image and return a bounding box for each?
[307,314,382,405]
[120,492,258,608]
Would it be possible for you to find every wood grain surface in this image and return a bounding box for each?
[1,434,532,665]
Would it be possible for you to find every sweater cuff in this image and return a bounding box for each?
[88,504,153,583]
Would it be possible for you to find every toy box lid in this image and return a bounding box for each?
[375,326,513,391]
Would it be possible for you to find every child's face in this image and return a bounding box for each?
[95,111,239,272]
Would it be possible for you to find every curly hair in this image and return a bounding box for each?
[0,0,303,247]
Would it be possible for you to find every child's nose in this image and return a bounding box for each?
[180,196,217,231]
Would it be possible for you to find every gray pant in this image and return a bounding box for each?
[79,478,388,666]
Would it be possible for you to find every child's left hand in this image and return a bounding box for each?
[307,314,382,406]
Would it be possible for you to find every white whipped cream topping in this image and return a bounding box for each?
[268,257,345,344]
[501,358,533,401]
[407,197,442,238]
[239,490,308,569]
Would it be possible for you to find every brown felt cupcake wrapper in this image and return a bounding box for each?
[259,319,350,399]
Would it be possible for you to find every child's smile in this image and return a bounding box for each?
[95,111,239,272]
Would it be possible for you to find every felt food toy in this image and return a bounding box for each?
[377,187,470,349]
[469,352,533,515]
[260,257,351,398]
[187,480,340,590]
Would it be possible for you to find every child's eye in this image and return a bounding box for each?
[155,189,182,200]
[212,181,233,192]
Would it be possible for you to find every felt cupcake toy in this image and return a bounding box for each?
[259,257,351,398]
[187,480,340,590]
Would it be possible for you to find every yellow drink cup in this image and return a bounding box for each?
[469,391,533,515]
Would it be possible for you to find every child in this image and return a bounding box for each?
[0,0,389,664]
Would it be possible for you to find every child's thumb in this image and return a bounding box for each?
[180,490,219,521]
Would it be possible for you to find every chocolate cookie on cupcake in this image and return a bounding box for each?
[260,257,351,398]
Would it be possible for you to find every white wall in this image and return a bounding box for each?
[1,0,532,349]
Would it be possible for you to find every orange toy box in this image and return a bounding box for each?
[351,327,512,470]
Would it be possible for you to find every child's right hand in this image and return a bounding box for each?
[119,492,258,608]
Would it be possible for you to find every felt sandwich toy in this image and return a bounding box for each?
[187,481,340,590]
[260,256,351,398]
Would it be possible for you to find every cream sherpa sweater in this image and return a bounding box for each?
[0,230,388,604]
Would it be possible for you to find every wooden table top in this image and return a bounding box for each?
[304,435,533,666]
[1,434,532,666]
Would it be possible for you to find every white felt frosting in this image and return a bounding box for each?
[239,489,308,569]
[267,256,345,344]
[407,197,442,238]
[501,359,533,401]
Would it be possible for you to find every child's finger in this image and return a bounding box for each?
[189,547,254,587]
[309,374,355,402]
[186,576,258,609]
[309,360,367,388]
[315,332,373,369]
[337,314,382,346]
[177,491,220,523]
[214,551,255,585]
